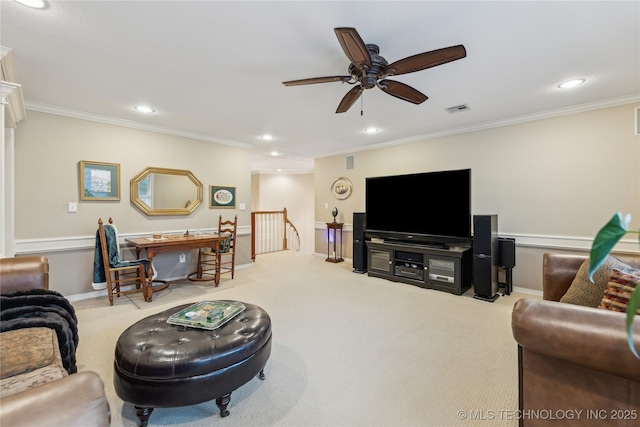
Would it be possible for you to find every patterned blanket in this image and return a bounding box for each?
[0,289,78,374]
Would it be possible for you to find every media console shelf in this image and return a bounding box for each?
[366,241,472,295]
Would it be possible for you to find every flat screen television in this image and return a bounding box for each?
[365,168,471,247]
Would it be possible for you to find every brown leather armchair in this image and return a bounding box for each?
[512,253,640,426]
[0,256,111,427]
[0,255,49,293]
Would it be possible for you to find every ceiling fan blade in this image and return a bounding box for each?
[334,27,372,71]
[336,85,364,113]
[378,80,428,104]
[283,76,352,86]
[384,45,466,76]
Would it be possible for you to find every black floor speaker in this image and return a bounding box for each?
[498,238,516,269]
[472,215,499,302]
[353,212,367,273]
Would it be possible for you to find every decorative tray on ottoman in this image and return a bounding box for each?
[167,301,245,330]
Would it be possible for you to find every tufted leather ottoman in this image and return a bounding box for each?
[113,300,271,427]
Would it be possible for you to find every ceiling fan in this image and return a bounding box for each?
[283,27,466,114]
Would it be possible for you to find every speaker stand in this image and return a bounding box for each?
[473,293,500,302]
[498,267,513,296]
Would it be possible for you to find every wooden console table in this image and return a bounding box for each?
[325,222,344,263]
[126,234,226,300]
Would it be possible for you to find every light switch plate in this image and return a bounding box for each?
[239,203,246,211]
[68,202,78,213]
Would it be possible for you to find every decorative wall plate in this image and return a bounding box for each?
[331,177,352,200]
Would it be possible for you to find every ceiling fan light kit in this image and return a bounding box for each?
[283,27,466,114]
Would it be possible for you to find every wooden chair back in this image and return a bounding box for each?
[97,217,150,305]
[218,215,237,278]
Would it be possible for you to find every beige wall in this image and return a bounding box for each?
[14,110,253,296]
[11,104,640,297]
[314,103,640,291]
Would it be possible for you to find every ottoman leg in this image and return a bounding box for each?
[216,393,232,417]
[134,406,154,427]
[259,368,266,380]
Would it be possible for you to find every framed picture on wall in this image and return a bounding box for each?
[209,185,236,208]
[331,177,352,200]
[78,161,120,201]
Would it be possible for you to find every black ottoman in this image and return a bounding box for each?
[113,300,272,427]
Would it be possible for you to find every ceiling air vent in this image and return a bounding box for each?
[445,104,470,113]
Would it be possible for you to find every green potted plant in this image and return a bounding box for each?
[588,212,640,358]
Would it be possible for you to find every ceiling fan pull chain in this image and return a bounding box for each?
[361,92,364,116]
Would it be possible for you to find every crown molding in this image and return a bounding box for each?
[1,47,27,128]
[317,94,640,159]
[0,46,18,82]
[24,101,253,149]
[1,81,26,128]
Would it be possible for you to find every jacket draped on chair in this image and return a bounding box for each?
[92,222,155,290]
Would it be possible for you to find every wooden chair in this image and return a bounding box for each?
[189,215,237,283]
[97,218,151,305]
[217,215,238,279]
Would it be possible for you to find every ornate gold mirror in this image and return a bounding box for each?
[130,167,203,216]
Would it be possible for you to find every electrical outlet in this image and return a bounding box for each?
[179,253,186,263]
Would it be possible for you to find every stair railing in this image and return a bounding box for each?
[251,208,300,260]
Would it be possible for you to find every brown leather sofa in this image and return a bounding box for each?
[0,256,111,427]
[512,253,640,426]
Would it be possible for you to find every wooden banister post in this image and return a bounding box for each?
[283,208,288,250]
[251,212,256,261]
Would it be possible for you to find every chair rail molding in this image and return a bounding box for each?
[14,226,252,255]
[313,222,639,254]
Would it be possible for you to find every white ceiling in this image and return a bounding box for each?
[2,1,639,174]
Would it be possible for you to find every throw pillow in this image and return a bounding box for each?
[559,255,631,307]
[597,268,640,314]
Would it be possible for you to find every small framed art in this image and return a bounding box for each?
[79,161,120,201]
[210,185,236,208]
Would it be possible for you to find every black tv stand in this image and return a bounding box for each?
[417,242,448,250]
[385,240,448,250]
[366,240,472,295]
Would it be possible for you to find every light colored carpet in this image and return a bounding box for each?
[73,251,533,427]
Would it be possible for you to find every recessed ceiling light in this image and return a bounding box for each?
[277,169,283,172]
[557,79,585,89]
[270,151,279,157]
[134,105,155,113]
[364,127,379,134]
[261,134,274,141]
[15,0,45,9]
